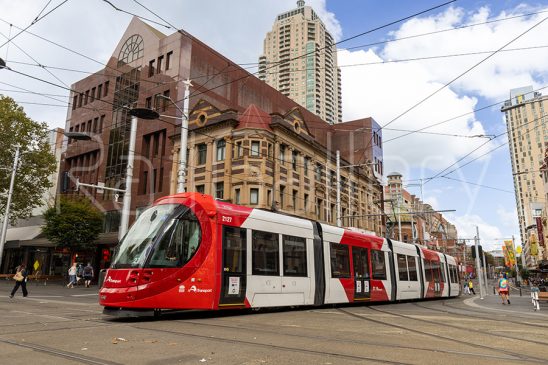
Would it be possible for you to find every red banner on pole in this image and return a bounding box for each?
[536,217,544,247]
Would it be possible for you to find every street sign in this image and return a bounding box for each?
[33,260,40,271]
[97,182,105,194]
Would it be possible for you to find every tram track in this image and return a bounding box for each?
[336,307,547,364]
[0,337,123,365]
[127,323,414,365]
[412,301,548,330]
[368,305,548,346]
[170,316,529,362]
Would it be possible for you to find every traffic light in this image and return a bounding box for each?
[471,245,483,260]
[102,249,111,262]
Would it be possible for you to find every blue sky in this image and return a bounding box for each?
[1,0,547,249]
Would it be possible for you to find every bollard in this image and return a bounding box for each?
[520,287,522,297]
[493,286,496,295]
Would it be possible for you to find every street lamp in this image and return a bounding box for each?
[62,107,159,241]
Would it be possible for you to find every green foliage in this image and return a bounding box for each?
[0,96,57,223]
[42,196,103,250]
[520,268,530,280]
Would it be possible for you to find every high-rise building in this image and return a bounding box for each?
[501,86,548,268]
[258,0,342,124]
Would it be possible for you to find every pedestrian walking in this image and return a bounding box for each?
[67,263,77,288]
[463,280,470,295]
[9,264,29,298]
[83,262,94,288]
[468,279,476,295]
[498,273,510,305]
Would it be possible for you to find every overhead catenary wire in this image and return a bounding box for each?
[353,13,548,167]
[0,0,69,49]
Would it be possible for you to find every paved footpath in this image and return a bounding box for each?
[0,280,547,365]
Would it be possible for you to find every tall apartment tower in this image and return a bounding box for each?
[501,86,548,265]
[258,0,342,124]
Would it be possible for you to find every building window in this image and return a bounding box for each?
[216,139,226,161]
[304,157,309,175]
[330,243,350,278]
[161,89,170,111]
[157,55,164,74]
[235,141,243,158]
[283,235,307,277]
[235,188,240,204]
[250,188,259,204]
[166,51,173,70]
[145,96,152,109]
[304,193,309,212]
[267,143,273,158]
[267,189,272,206]
[315,163,322,181]
[279,185,285,209]
[252,230,279,276]
[292,150,298,171]
[215,182,224,200]
[104,81,109,96]
[279,144,286,163]
[196,184,205,194]
[292,190,298,210]
[251,141,260,156]
[148,59,155,77]
[197,143,207,165]
[97,84,102,99]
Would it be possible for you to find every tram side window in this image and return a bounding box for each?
[252,230,279,276]
[452,266,458,283]
[432,261,440,282]
[450,265,456,283]
[397,254,408,281]
[371,250,387,280]
[424,260,433,282]
[223,226,246,274]
[440,262,446,283]
[407,256,418,281]
[148,213,201,267]
[283,235,307,277]
[352,247,370,279]
[330,243,350,278]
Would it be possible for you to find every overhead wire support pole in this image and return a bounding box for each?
[474,226,485,299]
[0,144,20,267]
[118,114,138,241]
[336,150,341,227]
[177,79,191,193]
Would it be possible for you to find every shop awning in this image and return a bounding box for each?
[6,226,42,241]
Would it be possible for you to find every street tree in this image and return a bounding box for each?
[42,196,103,252]
[0,96,57,223]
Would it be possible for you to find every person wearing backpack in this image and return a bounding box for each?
[498,273,510,305]
[83,263,94,288]
[9,264,29,298]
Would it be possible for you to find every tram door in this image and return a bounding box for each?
[352,247,371,301]
[219,226,247,306]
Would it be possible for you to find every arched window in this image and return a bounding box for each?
[118,34,144,66]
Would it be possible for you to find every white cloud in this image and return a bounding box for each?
[382,6,548,101]
[449,213,504,251]
[339,5,547,173]
[496,204,518,228]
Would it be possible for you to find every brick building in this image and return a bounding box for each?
[61,17,385,253]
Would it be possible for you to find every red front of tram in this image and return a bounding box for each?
[99,193,219,314]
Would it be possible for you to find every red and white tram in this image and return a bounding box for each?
[99,193,460,316]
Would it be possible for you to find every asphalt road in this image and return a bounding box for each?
[1,281,547,365]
